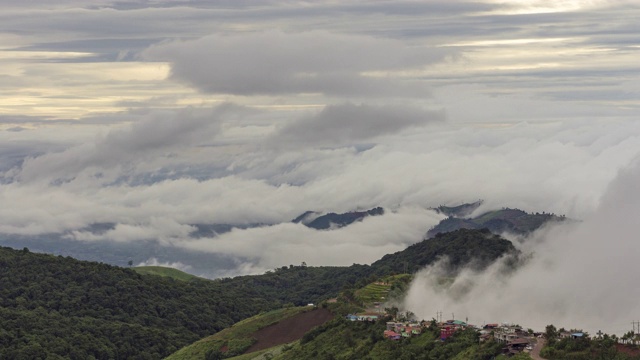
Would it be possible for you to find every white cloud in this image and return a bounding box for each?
[266,102,445,148]
[136,257,193,273]
[14,105,225,183]
[182,206,442,272]
[404,157,640,335]
[143,30,452,97]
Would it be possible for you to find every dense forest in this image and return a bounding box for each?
[372,228,519,275]
[0,228,518,359]
[0,247,282,359]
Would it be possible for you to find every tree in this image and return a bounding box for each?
[204,349,223,360]
[545,324,558,344]
[385,306,399,320]
[127,260,133,267]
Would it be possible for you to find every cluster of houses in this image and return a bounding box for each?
[480,323,539,355]
[345,313,542,356]
[383,321,423,340]
[346,313,379,322]
[383,318,470,341]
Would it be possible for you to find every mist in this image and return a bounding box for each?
[404,157,640,335]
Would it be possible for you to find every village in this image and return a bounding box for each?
[345,312,549,357]
[339,276,640,358]
[344,278,546,356]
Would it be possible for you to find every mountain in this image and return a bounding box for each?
[427,207,566,238]
[432,200,483,218]
[293,207,385,230]
[0,228,517,358]
[373,228,519,274]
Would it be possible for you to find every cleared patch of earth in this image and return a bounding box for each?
[243,308,334,354]
[616,344,640,357]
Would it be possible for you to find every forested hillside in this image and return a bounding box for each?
[0,247,284,359]
[372,228,519,274]
[0,228,518,359]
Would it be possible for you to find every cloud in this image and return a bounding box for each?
[14,105,226,183]
[143,30,453,97]
[267,103,445,148]
[403,156,640,335]
[182,206,442,274]
[136,257,192,273]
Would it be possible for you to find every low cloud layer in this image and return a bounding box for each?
[182,206,442,274]
[12,106,227,184]
[267,103,445,148]
[404,157,640,335]
[2,1,640,284]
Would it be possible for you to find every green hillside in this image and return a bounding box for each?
[0,246,285,359]
[166,307,311,360]
[133,266,202,281]
[354,274,412,306]
[0,228,519,358]
[373,228,519,275]
[273,317,510,360]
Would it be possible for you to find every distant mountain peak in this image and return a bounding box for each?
[427,206,566,238]
[432,200,483,218]
[293,207,385,230]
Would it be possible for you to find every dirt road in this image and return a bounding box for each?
[529,338,546,360]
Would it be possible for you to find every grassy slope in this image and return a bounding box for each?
[166,307,311,360]
[274,318,505,360]
[133,266,202,281]
[354,274,412,305]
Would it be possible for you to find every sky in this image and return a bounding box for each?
[2,0,640,331]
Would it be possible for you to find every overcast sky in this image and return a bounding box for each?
[2,0,640,307]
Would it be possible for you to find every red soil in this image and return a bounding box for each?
[616,344,640,356]
[243,308,334,354]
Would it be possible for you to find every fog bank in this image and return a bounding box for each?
[404,158,640,335]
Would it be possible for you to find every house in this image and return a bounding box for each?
[494,324,522,343]
[448,320,467,327]
[441,326,456,340]
[502,338,530,355]
[347,313,378,322]
[384,330,401,340]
